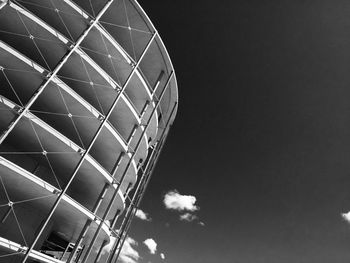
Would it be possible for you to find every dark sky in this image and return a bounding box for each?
[129,1,350,263]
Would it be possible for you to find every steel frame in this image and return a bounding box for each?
[0,0,7,10]
[109,102,177,263]
[0,0,111,146]
[0,1,178,262]
[64,31,156,263]
[26,13,157,263]
[79,68,172,263]
[19,1,117,261]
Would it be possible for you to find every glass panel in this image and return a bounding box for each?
[90,126,124,174]
[124,73,150,114]
[0,43,44,107]
[108,98,137,143]
[0,5,68,70]
[0,157,59,262]
[0,252,24,263]
[0,116,82,189]
[67,159,111,214]
[113,152,137,195]
[31,81,101,149]
[58,52,119,115]
[100,0,153,62]
[73,0,109,18]
[18,0,88,42]
[81,26,133,87]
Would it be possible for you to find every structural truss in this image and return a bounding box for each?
[0,0,178,262]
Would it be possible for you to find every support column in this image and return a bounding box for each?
[107,101,177,263]
[20,2,117,262]
[66,183,109,263]
[127,124,139,145]
[61,243,73,261]
[113,124,173,263]
[66,220,91,263]
[94,239,108,263]
[152,70,165,96]
[110,135,167,263]
[22,30,157,263]
[93,183,110,214]
[140,101,150,119]
[110,209,121,229]
[0,0,114,146]
[80,70,174,263]
[111,152,125,178]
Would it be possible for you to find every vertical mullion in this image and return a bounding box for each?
[73,32,158,263]
[80,69,173,263]
[66,220,91,263]
[108,103,177,263]
[0,0,114,146]
[20,1,116,262]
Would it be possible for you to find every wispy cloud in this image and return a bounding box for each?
[163,190,199,212]
[143,238,157,254]
[160,253,165,260]
[179,213,198,222]
[179,213,206,226]
[135,209,152,221]
[118,237,140,263]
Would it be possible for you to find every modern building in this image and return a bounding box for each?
[0,0,178,262]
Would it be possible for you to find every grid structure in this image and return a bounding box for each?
[0,0,178,262]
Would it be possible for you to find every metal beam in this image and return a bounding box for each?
[65,182,110,263]
[110,209,121,229]
[110,102,177,263]
[0,0,113,146]
[93,183,110,214]
[94,239,108,263]
[80,70,173,263]
[115,133,173,263]
[0,0,7,10]
[13,0,150,123]
[21,24,156,263]
[10,1,69,44]
[68,32,157,263]
[20,1,116,261]
[152,70,165,96]
[66,220,91,263]
[11,0,144,131]
[106,148,158,263]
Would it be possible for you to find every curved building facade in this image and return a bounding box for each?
[0,0,178,262]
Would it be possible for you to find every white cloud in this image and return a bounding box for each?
[118,237,140,263]
[342,212,350,223]
[160,253,165,260]
[98,236,142,263]
[135,209,151,221]
[179,213,198,222]
[101,236,116,256]
[143,238,157,254]
[163,190,199,212]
